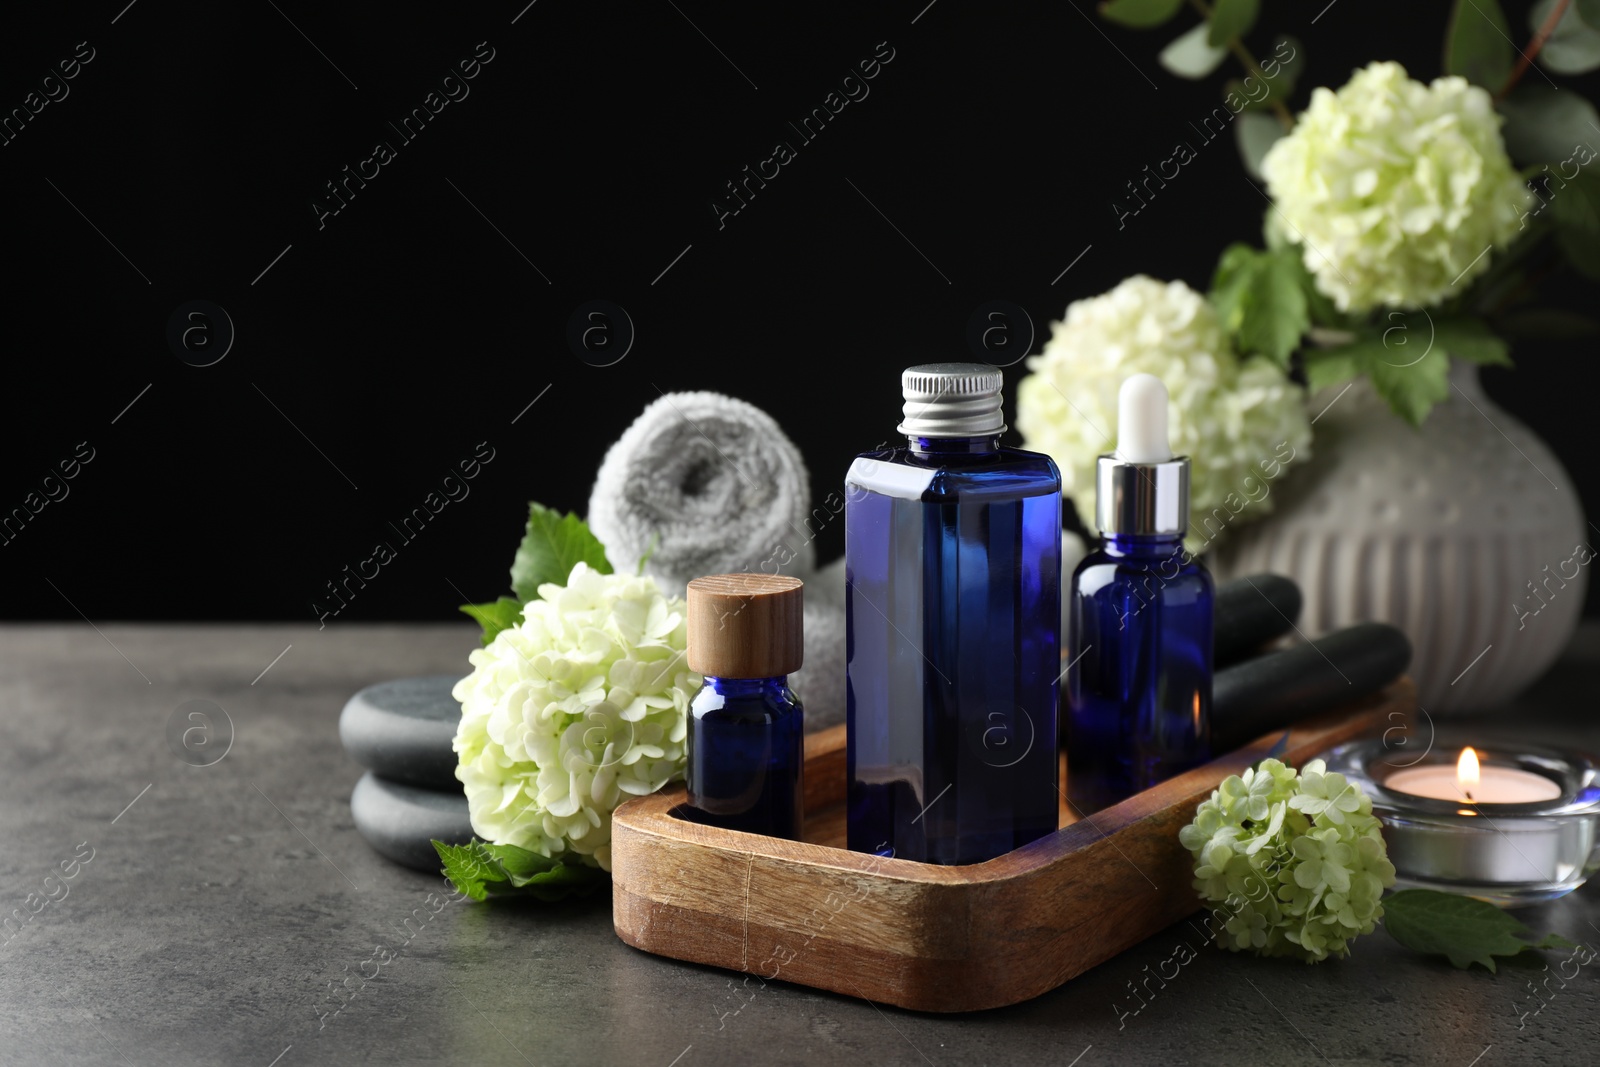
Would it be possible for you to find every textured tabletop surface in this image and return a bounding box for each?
[1,622,1596,1067]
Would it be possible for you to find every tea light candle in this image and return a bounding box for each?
[1317,738,1600,907]
[1386,747,1562,804]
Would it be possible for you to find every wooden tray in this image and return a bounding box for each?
[611,680,1411,1012]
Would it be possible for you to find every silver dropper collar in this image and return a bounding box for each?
[896,363,1006,438]
[1095,453,1190,536]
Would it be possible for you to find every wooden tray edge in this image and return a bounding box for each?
[612,679,1414,1011]
[618,679,1409,884]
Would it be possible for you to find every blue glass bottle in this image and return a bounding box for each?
[1066,534,1213,811]
[684,574,806,839]
[1066,374,1213,814]
[846,364,1061,865]
[686,675,804,838]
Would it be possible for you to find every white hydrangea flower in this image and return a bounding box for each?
[1181,758,1396,962]
[1261,60,1532,313]
[452,562,699,872]
[1017,276,1311,548]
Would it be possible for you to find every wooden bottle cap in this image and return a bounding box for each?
[687,574,805,678]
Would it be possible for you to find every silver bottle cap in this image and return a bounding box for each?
[1095,454,1190,536]
[896,363,1006,438]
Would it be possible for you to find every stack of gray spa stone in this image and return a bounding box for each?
[341,675,475,871]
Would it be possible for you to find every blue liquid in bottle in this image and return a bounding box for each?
[1066,533,1213,813]
[686,676,805,838]
[845,419,1062,865]
[1065,373,1212,814]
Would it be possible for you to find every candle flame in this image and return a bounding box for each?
[1458,747,1481,800]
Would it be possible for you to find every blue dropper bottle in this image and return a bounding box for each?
[1066,374,1213,813]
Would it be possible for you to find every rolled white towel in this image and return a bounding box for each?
[792,599,847,731]
[588,391,815,598]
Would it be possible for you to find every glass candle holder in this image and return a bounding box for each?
[1318,738,1600,907]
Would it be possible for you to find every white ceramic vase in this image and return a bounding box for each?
[1212,361,1589,713]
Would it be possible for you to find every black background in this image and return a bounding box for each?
[2,0,1596,623]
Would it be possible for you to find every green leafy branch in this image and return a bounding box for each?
[1311,0,1599,424]
[510,502,612,602]
[1208,239,1515,426]
[433,838,609,902]
[459,597,525,646]
[1100,0,1299,124]
[1186,0,1294,129]
[1383,888,1577,971]
[458,502,613,645]
[1102,0,1600,426]
[1491,0,1583,101]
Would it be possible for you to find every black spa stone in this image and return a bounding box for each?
[339,675,463,789]
[350,772,475,872]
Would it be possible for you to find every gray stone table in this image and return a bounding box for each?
[1,622,1596,1067]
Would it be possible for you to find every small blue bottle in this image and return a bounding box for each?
[684,574,805,839]
[846,364,1061,865]
[1067,374,1213,814]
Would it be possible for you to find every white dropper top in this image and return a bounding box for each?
[1096,373,1187,535]
[1114,374,1173,463]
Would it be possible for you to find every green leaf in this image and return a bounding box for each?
[1226,35,1305,113]
[1208,243,1308,368]
[1432,318,1512,366]
[1383,888,1578,971]
[1303,348,1362,393]
[1160,22,1230,79]
[1212,243,1259,294]
[1579,0,1600,36]
[1208,0,1259,46]
[1376,309,1440,366]
[480,841,560,879]
[1307,331,1452,426]
[1365,342,1451,427]
[1259,220,1343,327]
[1211,243,1261,333]
[1446,0,1513,90]
[1100,0,1184,29]
[1533,931,1581,950]
[504,862,609,901]
[1532,0,1600,74]
[1498,307,1600,338]
[1297,266,1342,328]
[510,503,612,604]
[1498,87,1600,165]
[1240,260,1308,366]
[1268,34,1305,88]
[1234,110,1284,181]
[433,840,503,902]
[1548,170,1600,280]
[460,597,525,646]
[434,839,609,903]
